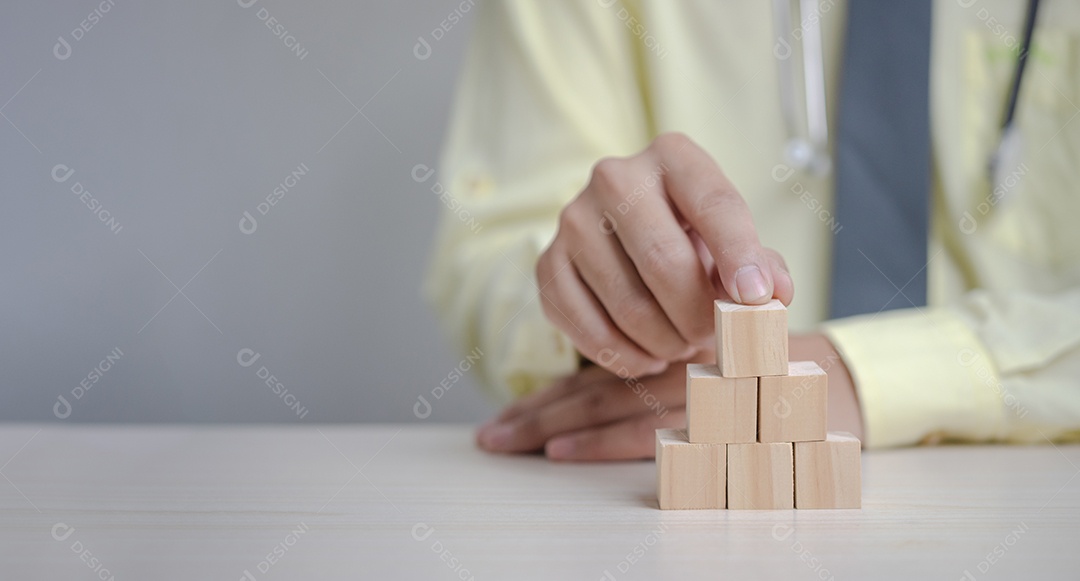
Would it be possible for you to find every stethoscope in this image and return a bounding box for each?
[773,0,1042,193]
[989,0,1040,198]
[773,0,831,177]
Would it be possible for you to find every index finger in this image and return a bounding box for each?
[653,133,776,305]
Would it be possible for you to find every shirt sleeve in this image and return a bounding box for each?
[822,287,1080,448]
[423,0,651,402]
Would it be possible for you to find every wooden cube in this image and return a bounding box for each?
[656,428,726,509]
[686,364,757,444]
[714,299,788,378]
[758,361,828,443]
[726,442,793,509]
[794,432,862,509]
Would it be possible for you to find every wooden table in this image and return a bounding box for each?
[1,424,1077,579]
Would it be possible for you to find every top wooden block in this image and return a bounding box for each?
[714,299,789,378]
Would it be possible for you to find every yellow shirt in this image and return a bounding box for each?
[424,0,1080,448]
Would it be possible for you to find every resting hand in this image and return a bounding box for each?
[476,334,861,461]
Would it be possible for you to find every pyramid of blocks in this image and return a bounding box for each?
[655,299,862,510]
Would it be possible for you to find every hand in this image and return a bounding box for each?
[476,334,862,461]
[476,363,688,461]
[536,132,794,378]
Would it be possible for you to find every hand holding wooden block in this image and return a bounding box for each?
[794,432,862,509]
[686,364,757,444]
[714,299,788,378]
[657,295,861,511]
[656,428,726,509]
[758,361,828,443]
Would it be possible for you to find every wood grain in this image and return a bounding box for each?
[758,360,828,443]
[795,432,862,509]
[727,441,794,510]
[656,428,726,509]
[686,364,757,444]
[714,298,789,378]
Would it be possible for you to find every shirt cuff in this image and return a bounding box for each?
[821,308,1006,448]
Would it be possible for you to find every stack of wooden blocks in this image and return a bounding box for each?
[656,299,861,510]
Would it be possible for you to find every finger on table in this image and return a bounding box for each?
[545,408,688,462]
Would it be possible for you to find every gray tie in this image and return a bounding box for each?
[829,0,932,319]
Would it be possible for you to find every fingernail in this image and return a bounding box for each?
[734,265,770,303]
[546,437,576,459]
[481,424,514,450]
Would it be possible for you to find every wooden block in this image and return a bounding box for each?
[656,428,726,509]
[794,432,862,509]
[726,442,793,509]
[714,299,788,378]
[758,361,828,443]
[686,364,757,444]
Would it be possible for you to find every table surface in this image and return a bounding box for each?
[1,424,1078,580]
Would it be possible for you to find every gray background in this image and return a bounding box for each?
[0,0,496,423]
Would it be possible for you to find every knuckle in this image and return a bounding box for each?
[558,198,598,237]
[586,335,633,374]
[575,330,608,365]
[556,203,580,233]
[651,131,691,153]
[614,292,657,328]
[684,314,714,343]
[640,238,695,279]
[589,157,626,198]
[591,157,623,180]
[693,187,745,217]
[715,241,761,271]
